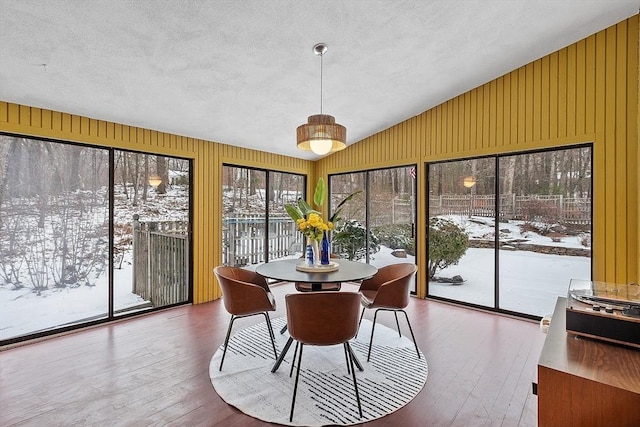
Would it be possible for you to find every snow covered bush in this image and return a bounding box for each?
[332,220,380,261]
[428,217,469,279]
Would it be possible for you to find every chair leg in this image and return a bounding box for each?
[271,337,294,373]
[343,343,351,375]
[400,310,421,359]
[263,312,278,360]
[393,311,402,337]
[346,342,363,418]
[367,309,380,362]
[280,323,288,334]
[289,343,304,422]
[219,315,237,371]
[356,307,366,338]
[290,341,300,377]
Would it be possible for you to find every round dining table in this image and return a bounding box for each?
[255,258,378,373]
[255,258,378,289]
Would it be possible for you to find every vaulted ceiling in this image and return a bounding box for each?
[1,1,638,160]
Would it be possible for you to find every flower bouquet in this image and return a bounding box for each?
[285,178,361,267]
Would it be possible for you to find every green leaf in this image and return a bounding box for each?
[329,190,362,223]
[284,204,304,222]
[313,178,326,208]
[296,198,319,217]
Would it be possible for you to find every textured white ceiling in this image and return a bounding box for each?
[1,1,638,160]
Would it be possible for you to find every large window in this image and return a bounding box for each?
[427,146,592,317]
[330,166,417,292]
[0,135,192,344]
[222,165,305,267]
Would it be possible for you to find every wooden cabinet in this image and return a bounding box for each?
[537,297,640,426]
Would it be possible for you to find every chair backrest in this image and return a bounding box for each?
[286,292,361,346]
[363,263,417,309]
[213,266,274,316]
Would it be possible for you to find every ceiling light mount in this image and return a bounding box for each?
[296,43,346,156]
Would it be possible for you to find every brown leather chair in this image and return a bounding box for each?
[357,263,420,361]
[213,266,278,371]
[285,291,362,422]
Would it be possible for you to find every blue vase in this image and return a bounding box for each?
[320,231,330,265]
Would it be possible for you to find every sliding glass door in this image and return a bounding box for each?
[427,158,496,307]
[426,146,592,317]
[0,136,109,340]
[222,165,305,267]
[113,152,191,316]
[497,148,592,316]
[329,166,417,292]
[0,135,192,344]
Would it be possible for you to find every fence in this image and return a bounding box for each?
[132,215,189,307]
[429,194,590,224]
[223,214,301,266]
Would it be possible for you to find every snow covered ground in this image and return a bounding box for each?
[0,213,590,340]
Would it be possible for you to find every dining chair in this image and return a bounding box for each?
[357,262,420,361]
[213,266,278,371]
[285,291,362,422]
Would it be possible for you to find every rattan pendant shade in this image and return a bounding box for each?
[296,114,346,154]
[296,43,346,156]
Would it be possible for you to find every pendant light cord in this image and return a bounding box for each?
[319,51,323,114]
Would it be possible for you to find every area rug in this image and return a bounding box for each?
[209,317,428,426]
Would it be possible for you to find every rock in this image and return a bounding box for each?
[391,249,407,258]
[500,228,510,233]
[451,275,464,283]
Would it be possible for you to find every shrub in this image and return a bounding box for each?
[428,217,469,279]
[332,220,380,261]
[374,223,415,255]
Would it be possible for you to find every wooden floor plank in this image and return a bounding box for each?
[0,282,544,426]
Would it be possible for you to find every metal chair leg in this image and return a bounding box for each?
[343,342,351,375]
[400,310,421,359]
[219,315,237,371]
[356,307,366,338]
[289,343,304,422]
[263,312,278,360]
[346,342,362,418]
[393,311,401,337]
[367,309,380,362]
[290,341,300,377]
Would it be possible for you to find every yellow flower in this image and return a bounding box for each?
[294,212,331,241]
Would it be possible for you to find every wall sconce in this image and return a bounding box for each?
[463,176,477,188]
[148,175,162,188]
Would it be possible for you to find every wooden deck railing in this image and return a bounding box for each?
[132,215,189,307]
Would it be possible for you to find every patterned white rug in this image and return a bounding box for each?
[209,317,428,426]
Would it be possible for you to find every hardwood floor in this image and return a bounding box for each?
[0,282,546,426]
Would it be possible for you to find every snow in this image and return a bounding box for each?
[1,209,590,340]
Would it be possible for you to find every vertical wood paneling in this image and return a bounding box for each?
[627,17,639,282]
[575,40,587,135]
[614,21,629,285]
[593,29,607,280]
[566,44,577,137]
[541,56,550,140]
[517,67,526,144]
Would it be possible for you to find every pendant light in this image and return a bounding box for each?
[296,43,346,155]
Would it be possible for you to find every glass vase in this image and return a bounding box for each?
[321,231,330,265]
[308,237,320,267]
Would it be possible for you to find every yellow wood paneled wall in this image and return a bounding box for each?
[0,102,311,304]
[318,15,639,295]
